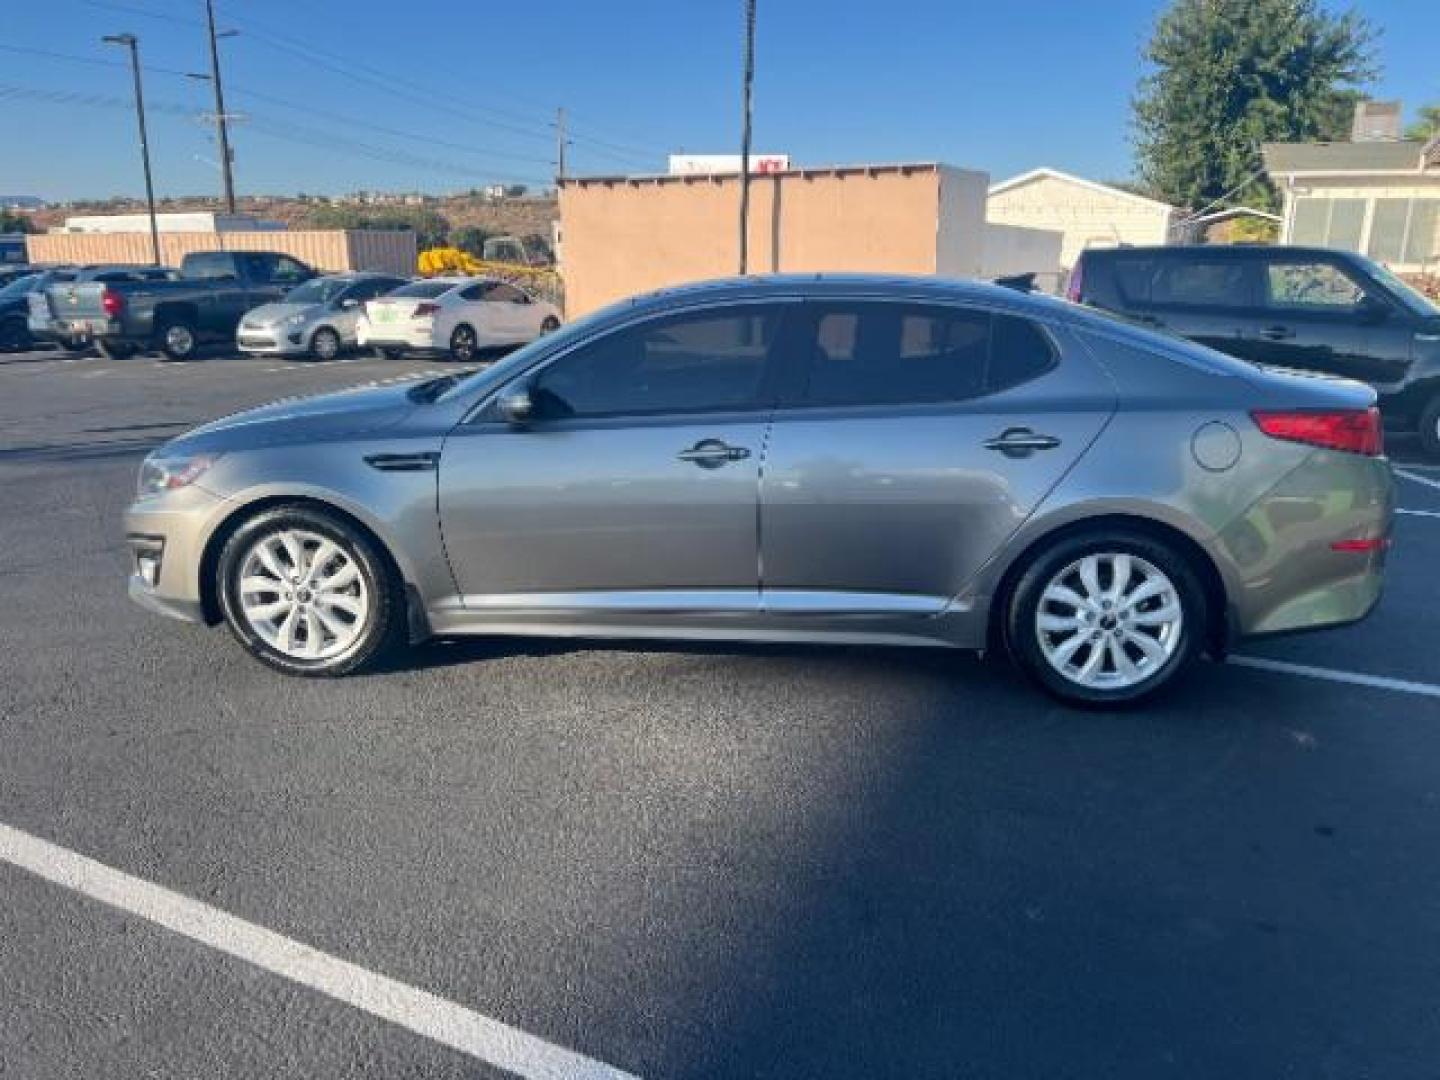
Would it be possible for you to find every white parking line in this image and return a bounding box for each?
[0,822,638,1080]
[1396,468,1440,493]
[1229,655,1440,701]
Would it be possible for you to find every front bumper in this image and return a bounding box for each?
[124,486,228,626]
[237,328,308,356]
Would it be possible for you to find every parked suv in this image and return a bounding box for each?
[1068,246,1440,453]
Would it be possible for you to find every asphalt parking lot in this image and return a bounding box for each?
[3,344,1440,1079]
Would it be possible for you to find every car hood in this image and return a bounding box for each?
[175,381,420,451]
[242,302,320,327]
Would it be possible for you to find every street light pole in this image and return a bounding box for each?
[738,0,756,275]
[102,33,161,267]
[204,0,237,213]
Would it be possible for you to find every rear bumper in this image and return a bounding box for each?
[357,326,438,350]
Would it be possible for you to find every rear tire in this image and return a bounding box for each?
[96,340,138,360]
[216,504,405,677]
[1418,396,1440,460]
[449,324,478,363]
[540,315,560,335]
[157,318,199,361]
[0,316,30,352]
[1005,528,1206,708]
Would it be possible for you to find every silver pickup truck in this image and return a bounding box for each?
[48,251,315,360]
[29,265,173,354]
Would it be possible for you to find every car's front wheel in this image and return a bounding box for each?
[449,324,478,362]
[217,505,404,676]
[157,319,199,361]
[1005,529,1205,707]
[308,327,341,362]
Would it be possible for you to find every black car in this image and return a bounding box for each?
[1068,245,1440,453]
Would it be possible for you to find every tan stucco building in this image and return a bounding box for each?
[557,162,989,316]
[986,168,1179,275]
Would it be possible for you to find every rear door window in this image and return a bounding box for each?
[1149,259,1256,309]
[183,252,237,280]
[790,302,1055,408]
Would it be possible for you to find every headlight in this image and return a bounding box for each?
[137,452,220,498]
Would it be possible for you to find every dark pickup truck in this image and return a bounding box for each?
[48,250,316,360]
[1068,245,1440,454]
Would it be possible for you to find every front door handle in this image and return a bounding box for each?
[983,427,1061,458]
[677,439,750,469]
[1259,325,1295,341]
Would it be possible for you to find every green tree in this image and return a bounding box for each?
[1406,103,1440,141]
[0,211,34,233]
[447,226,494,256]
[1134,0,1376,211]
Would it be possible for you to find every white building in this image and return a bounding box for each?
[58,212,283,234]
[1263,138,1440,275]
[986,168,1179,275]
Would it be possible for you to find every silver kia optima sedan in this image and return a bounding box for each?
[125,276,1393,706]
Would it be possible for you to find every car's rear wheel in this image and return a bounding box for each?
[1005,529,1205,707]
[540,315,560,335]
[157,319,199,361]
[217,505,404,676]
[309,327,341,362]
[449,324,478,362]
[1418,395,1440,459]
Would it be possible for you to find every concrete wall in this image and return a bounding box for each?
[25,230,417,276]
[980,223,1065,293]
[934,167,989,278]
[987,172,1175,272]
[559,164,988,316]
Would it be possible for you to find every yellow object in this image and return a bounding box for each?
[416,247,565,308]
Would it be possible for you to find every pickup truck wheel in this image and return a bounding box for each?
[95,340,138,361]
[308,327,341,362]
[1419,396,1440,460]
[157,320,198,361]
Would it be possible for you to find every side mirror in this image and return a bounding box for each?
[496,383,534,425]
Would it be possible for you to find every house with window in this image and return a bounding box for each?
[1262,137,1440,275]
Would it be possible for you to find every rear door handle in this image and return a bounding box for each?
[1259,325,1295,341]
[677,439,751,469]
[983,428,1061,457]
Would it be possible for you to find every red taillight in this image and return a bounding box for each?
[1330,537,1390,553]
[101,287,125,318]
[1065,260,1084,303]
[1251,407,1383,457]
[413,302,440,318]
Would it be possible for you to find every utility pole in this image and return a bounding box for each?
[102,33,161,266]
[555,107,568,183]
[738,0,756,274]
[204,0,237,213]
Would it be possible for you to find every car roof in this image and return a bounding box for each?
[1078,244,1367,262]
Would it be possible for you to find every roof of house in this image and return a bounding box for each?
[559,161,953,188]
[987,168,1177,213]
[1262,140,1432,176]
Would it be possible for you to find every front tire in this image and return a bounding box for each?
[217,505,404,677]
[540,315,560,335]
[1005,529,1205,707]
[308,327,341,362]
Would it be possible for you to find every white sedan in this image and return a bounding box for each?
[357,276,561,362]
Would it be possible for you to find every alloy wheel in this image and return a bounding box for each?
[312,328,340,361]
[1034,552,1183,691]
[450,327,476,362]
[164,325,196,357]
[236,528,369,661]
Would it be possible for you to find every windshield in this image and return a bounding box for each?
[0,274,39,300]
[1361,257,1439,317]
[285,278,351,305]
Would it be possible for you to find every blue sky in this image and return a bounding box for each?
[1,0,1435,202]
